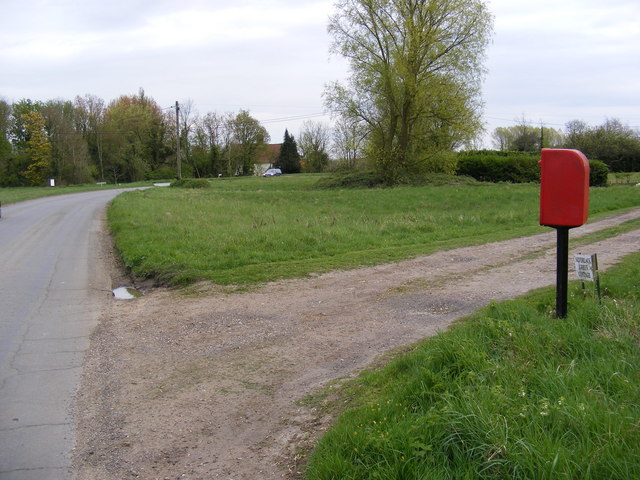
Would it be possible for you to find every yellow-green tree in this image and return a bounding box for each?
[102,90,167,183]
[22,110,52,185]
[326,0,493,184]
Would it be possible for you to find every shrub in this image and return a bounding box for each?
[170,178,211,189]
[457,151,610,187]
[147,166,176,180]
[418,151,458,175]
[589,159,609,187]
[316,170,384,189]
[457,150,540,183]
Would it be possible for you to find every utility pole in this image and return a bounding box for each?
[175,101,182,180]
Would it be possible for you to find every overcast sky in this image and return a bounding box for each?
[1,0,639,147]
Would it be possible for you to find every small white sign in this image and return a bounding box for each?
[574,254,596,282]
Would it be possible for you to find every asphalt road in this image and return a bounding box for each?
[0,189,134,479]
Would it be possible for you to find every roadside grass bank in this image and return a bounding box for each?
[0,180,162,205]
[107,176,640,285]
[305,251,640,480]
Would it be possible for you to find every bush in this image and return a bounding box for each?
[457,151,610,187]
[589,159,609,187]
[418,151,458,175]
[147,166,177,180]
[457,150,540,183]
[316,170,384,189]
[170,178,211,189]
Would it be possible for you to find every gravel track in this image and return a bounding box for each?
[73,209,640,480]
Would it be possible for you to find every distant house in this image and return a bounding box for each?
[255,144,281,176]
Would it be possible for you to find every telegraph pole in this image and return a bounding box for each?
[175,101,182,180]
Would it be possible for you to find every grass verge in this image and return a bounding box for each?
[305,251,640,480]
[107,175,640,285]
[0,180,162,205]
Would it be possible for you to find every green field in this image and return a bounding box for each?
[305,251,640,479]
[106,175,640,285]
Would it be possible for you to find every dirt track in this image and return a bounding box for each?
[73,209,640,480]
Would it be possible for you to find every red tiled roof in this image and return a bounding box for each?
[256,143,282,164]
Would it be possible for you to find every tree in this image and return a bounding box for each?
[41,100,93,185]
[102,89,166,182]
[178,99,197,176]
[326,0,493,183]
[332,116,367,168]
[299,121,331,172]
[0,99,18,186]
[75,94,107,181]
[276,129,301,173]
[227,110,269,176]
[0,99,11,162]
[21,110,52,185]
[492,118,563,152]
[564,118,640,172]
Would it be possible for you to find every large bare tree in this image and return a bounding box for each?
[299,120,331,172]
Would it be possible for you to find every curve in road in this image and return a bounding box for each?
[0,189,134,480]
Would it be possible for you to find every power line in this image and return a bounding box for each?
[258,112,327,124]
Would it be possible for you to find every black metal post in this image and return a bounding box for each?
[556,227,570,318]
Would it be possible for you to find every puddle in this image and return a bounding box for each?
[112,287,143,300]
[153,182,171,187]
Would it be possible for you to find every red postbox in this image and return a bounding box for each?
[538,148,590,318]
[539,149,590,227]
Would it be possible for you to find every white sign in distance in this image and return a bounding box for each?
[574,254,597,282]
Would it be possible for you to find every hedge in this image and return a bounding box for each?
[457,151,609,187]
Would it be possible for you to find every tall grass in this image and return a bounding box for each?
[305,252,640,480]
[107,175,640,285]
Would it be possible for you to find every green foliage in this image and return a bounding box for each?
[316,170,384,189]
[418,151,459,176]
[589,159,609,187]
[306,252,640,479]
[276,129,301,174]
[147,166,177,180]
[318,170,479,189]
[458,150,611,187]
[0,93,280,187]
[457,150,540,183]
[21,110,52,185]
[102,90,165,183]
[226,110,270,176]
[565,118,640,172]
[492,122,564,151]
[106,175,640,286]
[325,0,494,184]
[170,178,211,188]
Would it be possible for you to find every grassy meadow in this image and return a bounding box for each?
[106,174,640,285]
[305,251,640,479]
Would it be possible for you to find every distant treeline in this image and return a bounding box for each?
[0,89,273,186]
[491,119,640,173]
[1,88,638,188]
